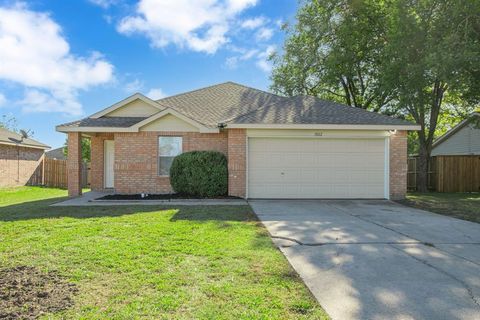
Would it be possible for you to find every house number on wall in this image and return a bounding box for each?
[314,132,323,136]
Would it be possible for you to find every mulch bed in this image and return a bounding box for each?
[0,266,78,320]
[96,193,242,201]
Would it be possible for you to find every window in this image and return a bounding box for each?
[158,137,182,176]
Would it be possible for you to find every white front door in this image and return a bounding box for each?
[248,137,387,199]
[104,140,115,188]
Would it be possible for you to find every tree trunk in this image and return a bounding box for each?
[417,142,430,192]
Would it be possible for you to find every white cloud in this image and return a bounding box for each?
[117,0,258,54]
[124,79,144,93]
[225,48,258,69]
[0,93,6,107]
[241,16,266,29]
[0,4,114,115]
[147,88,166,100]
[256,45,276,72]
[88,0,118,8]
[255,27,273,41]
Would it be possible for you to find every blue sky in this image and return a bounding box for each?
[0,0,298,148]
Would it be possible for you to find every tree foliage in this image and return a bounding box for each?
[272,0,480,191]
[0,115,18,132]
[271,0,394,112]
[63,138,91,162]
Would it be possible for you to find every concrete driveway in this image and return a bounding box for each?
[250,200,480,320]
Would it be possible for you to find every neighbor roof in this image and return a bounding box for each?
[46,147,66,160]
[433,112,480,147]
[0,127,50,149]
[57,82,419,131]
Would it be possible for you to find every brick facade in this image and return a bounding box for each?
[83,128,408,199]
[112,131,228,194]
[0,144,44,187]
[90,133,114,191]
[67,132,82,197]
[389,130,408,200]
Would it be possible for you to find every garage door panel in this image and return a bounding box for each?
[248,137,387,199]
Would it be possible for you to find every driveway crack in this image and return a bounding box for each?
[390,244,480,308]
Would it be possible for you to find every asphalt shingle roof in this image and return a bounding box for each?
[157,82,288,127]
[229,95,414,126]
[58,82,417,129]
[60,117,148,128]
[0,127,50,149]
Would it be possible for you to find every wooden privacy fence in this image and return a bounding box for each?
[28,158,90,189]
[408,155,480,192]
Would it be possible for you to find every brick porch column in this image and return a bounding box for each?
[389,130,408,200]
[227,129,246,198]
[67,132,82,197]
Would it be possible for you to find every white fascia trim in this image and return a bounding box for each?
[227,124,421,130]
[0,141,50,150]
[132,108,219,133]
[89,93,166,119]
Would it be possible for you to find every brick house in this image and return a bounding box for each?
[57,82,419,199]
[0,128,50,187]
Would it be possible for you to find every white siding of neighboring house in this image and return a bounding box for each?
[432,124,480,156]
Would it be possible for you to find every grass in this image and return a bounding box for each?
[0,187,327,319]
[398,192,480,223]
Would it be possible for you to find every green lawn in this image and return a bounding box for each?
[0,187,327,319]
[398,192,480,223]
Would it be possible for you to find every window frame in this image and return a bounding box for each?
[158,136,183,177]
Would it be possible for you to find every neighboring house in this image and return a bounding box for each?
[432,112,480,156]
[57,82,419,199]
[0,128,50,187]
[46,147,67,160]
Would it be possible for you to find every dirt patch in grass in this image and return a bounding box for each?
[0,266,78,320]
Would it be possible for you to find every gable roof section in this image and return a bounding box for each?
[157,82,288,127]
[433,112,480,148]
[0,127,50,149]
[57,82,420,133]
[90,93,166,118]
[132,108,219,133]
[57,110,218,133]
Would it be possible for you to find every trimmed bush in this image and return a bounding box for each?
[170,151,228,197]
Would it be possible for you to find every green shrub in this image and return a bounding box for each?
[170,151,228,197]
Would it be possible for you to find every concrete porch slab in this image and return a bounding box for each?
[50,191,248,206]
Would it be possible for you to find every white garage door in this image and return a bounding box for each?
[248,137,387,199]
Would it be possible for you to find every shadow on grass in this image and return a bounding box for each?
[0,196,255,222]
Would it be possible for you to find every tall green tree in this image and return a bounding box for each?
[272,0,480,192]
[383,0,480,191]
[271,0,394,112]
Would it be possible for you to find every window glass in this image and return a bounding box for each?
[159,137,182,175]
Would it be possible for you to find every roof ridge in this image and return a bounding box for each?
[156,81,283,102]
[156,82,233,102]
[224,81,285,99]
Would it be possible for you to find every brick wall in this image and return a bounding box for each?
[90,133,114,191]
[113,131,228,194]
[227,129,246,198]
[67,132,82,197]
[0,144,44,187]
[389,130,408,200]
